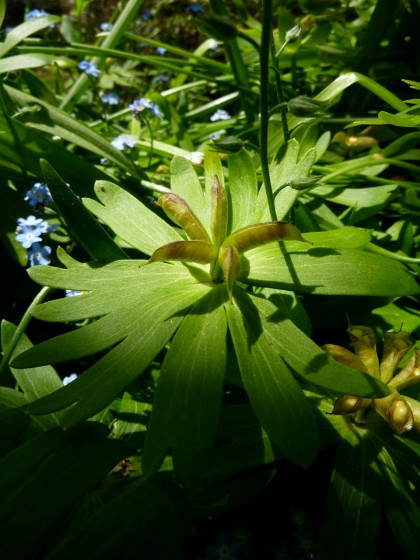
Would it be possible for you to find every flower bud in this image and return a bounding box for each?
[287,176,323,190]
[157,193,210,242]
[321,344,368,372]
[374,394,414,435]
[389,349,420,391]
[347,326,380,378]
[145,240,216,265]
[224,221,305,254]
[287,96,329,116]
[209,136,244,154]
[285,25,301,43]
[332,395,371,415]
[218,243,241,300]
[210,175,228,248]
[379,331,412,384]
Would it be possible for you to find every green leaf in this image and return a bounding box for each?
[12,260,213,426]
[228,148,258,232]
[241,242,420,296]
[375,445,420,559]
[142,286,228,482]
[83,181,182,256]
[379,110,420,128]
[1,320,62,428]
[0,16,61,58]
[302,227,372,249]
[44,478,188,560]
[41,161,127,262]
[317,433,381,560]
[0,410,30,459]
[0,54,68,75]
[202,404,282,479]
[310,184,397,208]
[170,156,207,231]
[226,291,319,468]
[245,292,390,397]
[0,422,134,560]
[0,0,5,30]
[4,85,142,178]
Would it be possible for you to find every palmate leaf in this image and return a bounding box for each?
[142,285,228,483]
[11,254,213,427]
[226,290,319,468]
[240,241,420,296]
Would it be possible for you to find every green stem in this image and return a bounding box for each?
[260,0,277,222]
[0,286,52,379]
[366,243,420,264]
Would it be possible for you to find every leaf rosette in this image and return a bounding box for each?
[11,143,419,482]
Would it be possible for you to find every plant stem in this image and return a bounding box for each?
[0,286,52,378]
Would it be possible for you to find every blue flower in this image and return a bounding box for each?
[129,98,163,119]
[17,215,44,229]
[15,227,43,249]
[101,92,119,105]
[210,109,231,122]
[111,134,137,151]
[26,9,50,20]
[141,10,152,20]
[187,4,205,14]
[151,75,169,84]
[63,373,78,385]
[156,47,167,56]
[24,183,53,207]
[78,60,101,78]
[27,243,52,266]
[100,22,113,31]
[65,289,88,297]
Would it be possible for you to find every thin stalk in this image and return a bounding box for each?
[260,0,277,222]
[0,286,52,379]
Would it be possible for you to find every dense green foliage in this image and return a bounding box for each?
[0,0,420,558]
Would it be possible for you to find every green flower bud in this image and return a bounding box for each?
[145,240,216,265]
[287,96,329,116]
[347,325,380,378]
[285,25,301,43]
[218,243,241,301]
[210,175,228,248]
[379,331,412,384]
[209,136,244,154]
[157,193,210,242]
[389,349,420,391]
[374,394,414,435]
[223,221,305,254]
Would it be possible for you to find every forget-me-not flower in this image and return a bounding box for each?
[101,92,119,105]
[186,4,205,14]
[15,227,43,249]
[129,97,163,119]
[24,183,53,208]
[151,75,169,84]
[111,134,137,151]
[156,47,167,56]
[140,10,152,20]
[100,22,113,32]
[26,9,50,20]
[27,243,52,266]
[78,60,101,78]
[210,109,231,122]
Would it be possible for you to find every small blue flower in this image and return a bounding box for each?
[63,373,78,385]
[78,60,101,78]
[15,227,43,249]
[17,215,44,229]
[27,243,51,266]
[100,22,113,31]
[156,47,167,56]
[26,9,50,20]
[210,109,231,122]
[141,10,152,20]
[101,92,119,105]
[65,289,88,297]
[129,98,163,119]
[111,134,137,151]
[151,75,169,84]
[187,4,205,14]
[24,183,53,207]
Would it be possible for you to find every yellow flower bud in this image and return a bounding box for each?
[347,325,380,378]
[374,394,414,435]
[379,331,412,384]
[389,349,420,391]
[332,395,372,415]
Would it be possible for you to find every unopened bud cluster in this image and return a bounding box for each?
[323,326,420,435]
